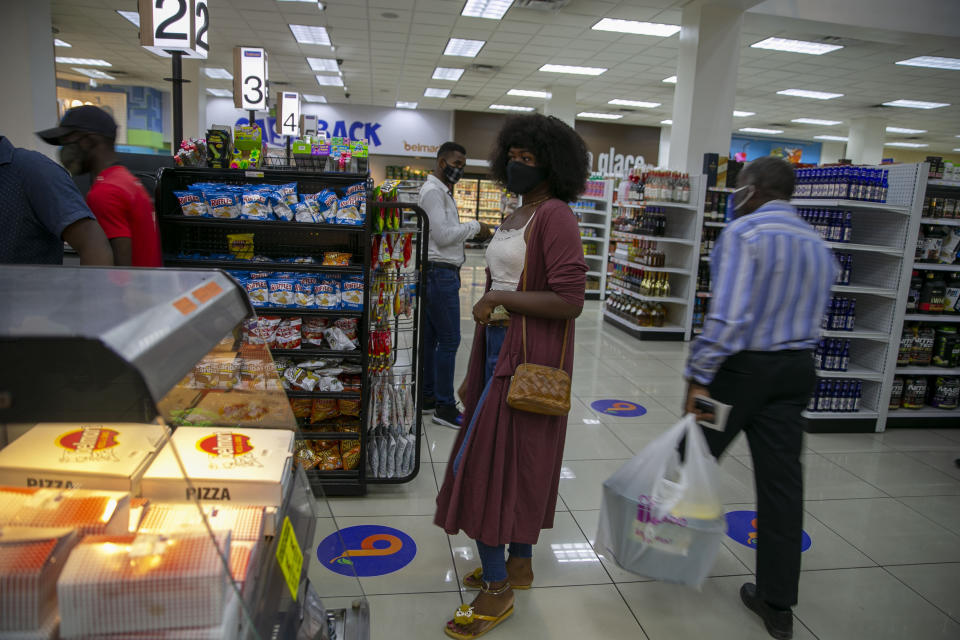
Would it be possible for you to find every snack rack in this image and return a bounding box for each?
[156,167,375,496]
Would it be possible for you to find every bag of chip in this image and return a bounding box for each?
[346,182,366,196]
[339,398,361,417]
[315,277,341,310]
[203,190,241,219]
[227,233,255,260]
[174,190,207,217]
[239,358,267,390]
[303,318,330,346]
[294,277,317,308]
[316,190,339,222]
[268,191,294,221]
[340,375,362,393]
[314,441,343,471]
[293,201,319,223]
[278,182,298,205]
[245,315,281,345]
[193,357,219,389]
[269,277,297,308]
[284,366,318,391]
[335,318,359,345]
[323,252,352,266]
[336,194,364,226]
[368,438,380,478]
[297,359,329,369]
[275,317,302,349]
[341,276,364,310]
[342,439,361,470]
[244,278,270,307]
[324,326,356,351]
[310,399,340,423]
[240,191,272,220]
[316,376,345,393]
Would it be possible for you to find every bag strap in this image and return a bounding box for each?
[519,231,571,370]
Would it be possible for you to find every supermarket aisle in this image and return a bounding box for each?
[312,252,960,640]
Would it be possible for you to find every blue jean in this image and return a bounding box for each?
[453,324,507,476]
[476,542,534,583]
[422,267,461,407]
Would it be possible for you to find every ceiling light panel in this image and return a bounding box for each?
[444,38,485,57]
[303,94,327,103]
[884,141,929,148]
[54,39,71,47]
[461,0,512,19]
[814,135,849,141]
[203,67,233,79]
[316,74,344,86]
[56,57,111,67]
[608,99,660,108]
[433,67,465,81]
[739,127,783,134]
[592,18,681,37]
[206,88,233,97]
[307,57,338,72]
[71,68,115,80]
[791,118,842,125]
[540,64,606,76]
[290,24,331,45]
[508,89,551,98]
[895,56,960,70]
[490,104,534,111]
[424,88,450,98]
[777,89,843,100]
[395,101,418,109]
[751,37,843,55]
[733,111,755,117]
[883,99,950,109]
[116,10,140,26]
[886,126,927,134]
[662,75,677,83]
[578,112,622,120]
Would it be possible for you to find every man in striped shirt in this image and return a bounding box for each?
[684,156,837,640]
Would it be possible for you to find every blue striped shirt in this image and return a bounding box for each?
[685,200,838,385]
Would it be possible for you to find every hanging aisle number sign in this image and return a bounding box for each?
[234,47,268,111]
[139,0,209,58]
[276,92,301,137]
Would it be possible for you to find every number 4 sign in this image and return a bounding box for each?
[139,0,208,58]
[234,47,268,111]
[276,92,301,137]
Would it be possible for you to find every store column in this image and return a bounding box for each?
[180,59,206,143]
[545,86,576,128]
[0,0,58,157]
[658,124,671,167]
[668,3,744,175]
[847,116,885,165]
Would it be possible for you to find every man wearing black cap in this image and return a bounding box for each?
[38,106,162,267]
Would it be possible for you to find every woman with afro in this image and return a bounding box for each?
[435,114,590,639]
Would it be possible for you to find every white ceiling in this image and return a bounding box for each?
[51,0,960,152]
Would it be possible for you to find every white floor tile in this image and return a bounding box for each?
[735,453,887,500]
[876,428,960,452]
[885,563,960,622]
[319,592,464,640]
[897,495,960,535]
[904,450,960,481]
[563,423,635,460]
[325,464,439,517]
[558,459,630,511]
[821,451,960,497]
[500,584,647,639]
[804,432,892,454]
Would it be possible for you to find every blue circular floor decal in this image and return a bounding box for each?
[725,510,811,552]
[317,525,417,577]
[590,399,647,417]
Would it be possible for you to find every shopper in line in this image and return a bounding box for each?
[435,115,588,639]
[0,135,113,266]
[419,141,492,429]
[683,156,837,640]
[38,106,162,267]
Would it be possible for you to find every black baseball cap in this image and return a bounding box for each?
[37,105,117,145]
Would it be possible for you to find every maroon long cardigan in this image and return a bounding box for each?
[433,199,588,547]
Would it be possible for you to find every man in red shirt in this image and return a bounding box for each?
[38,106,162,267]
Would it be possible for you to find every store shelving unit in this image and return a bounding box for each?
[478,179,505,226]
[604,175,706,340]
[454,177,479,223]
[886,169,960,427]
[573,179,614,299]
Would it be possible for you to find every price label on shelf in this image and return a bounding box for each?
[276,91,301,137]
[233,46,268,111]
[140,0,194,52]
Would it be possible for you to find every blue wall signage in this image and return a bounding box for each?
[234,117,383,148]
[725,510,811,552]
[590,399,647,417]
[316,524,417,577]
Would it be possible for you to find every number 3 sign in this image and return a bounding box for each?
[139,0,208,59]
[234,47,268,111]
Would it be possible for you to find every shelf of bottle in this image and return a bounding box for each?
[580,236,605,243]
[602,309,686,333]
[825,241,904,256]
[608,256,690,274]
[789,199,911,214]
[704,221,728,228]
[887,406,959,417]
[611,231,695,246]
[823,328,889,342]
[614,201,646,209]
[572,207,607,215]
[578,194,608,202]
[831,284,898,298]
[802,409,880,420]
[919,217,960,227]
[927,179,960,188]
[642,200,698,211]
[606,282,688,305]
[816,367,884,381]
[913,261,960,270]
[903,314,960,323]
[578,221,607,229]
[895,365,960,375]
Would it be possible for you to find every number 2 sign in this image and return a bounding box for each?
[139,0,208,58]
[234,47,268,111]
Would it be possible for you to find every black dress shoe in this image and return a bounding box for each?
[740,583,793,640]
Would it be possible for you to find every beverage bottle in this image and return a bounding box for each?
[841,341,850,371]
[814,339,825,369]
[919,272,946,313]
[854,381,863,411]
[654,302,667,327]
[846,299,856,330]
[662,273,671,298]
[807,382,818,411]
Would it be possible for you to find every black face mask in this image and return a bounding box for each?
[442,161,464,185]
[506,161,546,195]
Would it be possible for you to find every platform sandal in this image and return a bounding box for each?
[462,564,533,590]
[444,581,514,639]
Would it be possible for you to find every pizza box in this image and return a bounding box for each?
[0,424,171,495]
[0,487,131,536]
[0,526,78,634]
[140,427,293,506]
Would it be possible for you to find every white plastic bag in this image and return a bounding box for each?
[595,414,726,588]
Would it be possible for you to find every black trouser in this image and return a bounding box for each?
[705,349,815,609]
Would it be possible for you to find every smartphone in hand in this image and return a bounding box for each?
[694,395,731,431]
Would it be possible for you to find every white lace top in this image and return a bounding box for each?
[485,212,536,291]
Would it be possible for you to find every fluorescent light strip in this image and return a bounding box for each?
[54,39,71,47]
[662,75,677,83]
[490,104,534,111]
[591,18,680,37]
[56,57,111,67]
[424,87,450,98]
[432,67,465,81]
[540,64,606,76]
[814,135,849,142]
[302,94,327,103]
[884,141,929,148]
[733,110,755,117]
[206,88,233,97]
[886,126,927,134]
[791,118,842,125]
[461,0,513,20]
[444,38,485,57]
[895,56,960,71]
[578,112,622,120]
[661,119,672,125]
[290,24,331,45]
[739,127,783,134]
[117,10,140,26]
[608,99,660,108]
[395,101,418,109]
[508,89,550,98]
[751,37,842,55]
[307,57,338,72]
[777,88,843,100]
[71,67,115,80]
[316,74,344,86]
[203,67,233,79]
[883,99,949,109]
